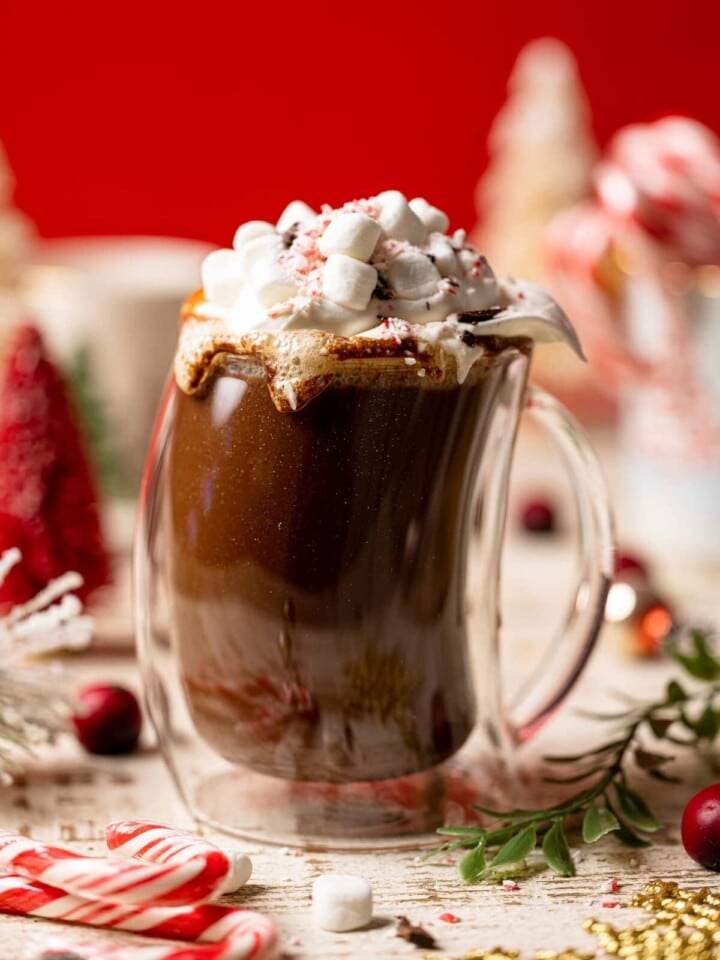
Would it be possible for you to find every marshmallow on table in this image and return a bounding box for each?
[233,220,276,251]
[409,197,450,234]
[276,200,316,233]
[322,254,377,311]
[386,250,440,299]
[374,190,427,245]
[312,874,373,932]
[318,212,381,261]
[201,250,244,307]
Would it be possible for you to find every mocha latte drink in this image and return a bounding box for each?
[167,192,582,784]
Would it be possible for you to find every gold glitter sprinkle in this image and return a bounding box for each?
[428,880,720,960]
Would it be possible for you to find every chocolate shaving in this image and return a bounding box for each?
[282,222,300,248]
[426,253,436,263]
[460,330,482,347]
[395,916,438,950]
[373,274,394,301]
[458,306,504,325]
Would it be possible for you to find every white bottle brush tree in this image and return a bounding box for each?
[0,547,93,780]
[473,37,598,282]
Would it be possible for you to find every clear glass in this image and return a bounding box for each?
[135,342,614,849]
[618,266,720,561]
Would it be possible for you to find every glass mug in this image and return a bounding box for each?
[135,335,614,848]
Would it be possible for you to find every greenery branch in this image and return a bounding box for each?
[427,625,720,883]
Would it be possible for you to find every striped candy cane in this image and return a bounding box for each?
[29,932,263,960]
[0,874,276,958]
[104,822,251,894]
[0,831,234,907]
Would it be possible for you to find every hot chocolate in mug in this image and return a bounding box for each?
[136,193,614,846]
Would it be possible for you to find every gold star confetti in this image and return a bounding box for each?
[427,880,720,960]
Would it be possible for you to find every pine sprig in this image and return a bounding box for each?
[429,625,720,883]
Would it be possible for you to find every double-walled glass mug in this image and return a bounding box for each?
[135,332,614,848]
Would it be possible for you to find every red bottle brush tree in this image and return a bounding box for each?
[0,324,110,607]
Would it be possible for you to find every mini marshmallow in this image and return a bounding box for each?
[219,852,254,893]
[463,278,502,312]
[276,200,317,234]
[312,874,373,932]
[409,197,450,234]
[233,220,276,251]
[252,260,297,308]
[238,234,283,279]
[426,237,458,277]
[318,212,381,261]
[201,249,244,307]
[386,250,440,299]
[374,190,427,245]
[322,254,377,311]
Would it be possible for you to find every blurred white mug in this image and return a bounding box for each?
[20,236,212,495]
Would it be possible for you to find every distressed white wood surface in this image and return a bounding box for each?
[1,432,719,958]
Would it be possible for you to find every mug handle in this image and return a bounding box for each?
[504,385,615,743]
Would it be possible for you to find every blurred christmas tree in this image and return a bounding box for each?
[473,38,597,281]
[0,325,110,607]
[67,345,126,496]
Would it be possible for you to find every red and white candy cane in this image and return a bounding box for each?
[104,822,251,894]
[31,934,262,960]
[0,874,276,959]
[0,831,231,907]
[596,116,720,266]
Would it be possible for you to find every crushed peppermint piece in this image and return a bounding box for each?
[502,880,520,891]
[603,877,621,894]
[602,900,621,909]
[438,912,460,923]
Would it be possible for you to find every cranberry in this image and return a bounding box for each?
[520,499,556,534]
[615,551,649,580]
[72,684,142,756]
[681,784,720,870]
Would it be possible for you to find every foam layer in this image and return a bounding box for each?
[177,298,535,412]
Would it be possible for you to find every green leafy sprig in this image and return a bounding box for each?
[428,626,720,883]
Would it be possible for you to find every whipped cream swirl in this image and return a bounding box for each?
[196,191,582,362]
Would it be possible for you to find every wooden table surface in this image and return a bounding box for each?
[1,430,720,959]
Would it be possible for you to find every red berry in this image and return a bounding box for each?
[72,684,142,756]
[615,551,649,580]
[681,784,720,870]
[520,499,556,534]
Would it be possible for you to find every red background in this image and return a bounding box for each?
[2,0,720,246]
